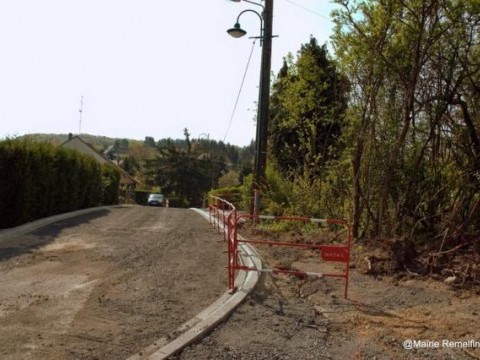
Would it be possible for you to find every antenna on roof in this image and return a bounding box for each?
[78,96,84,135]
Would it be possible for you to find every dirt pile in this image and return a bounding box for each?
[356,236,480,292]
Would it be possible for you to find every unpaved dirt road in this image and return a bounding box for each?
[0,206,226,360]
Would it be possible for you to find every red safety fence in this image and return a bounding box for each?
[208,196,237,241]
[208,196,352,298]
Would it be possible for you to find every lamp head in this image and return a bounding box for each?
[227,22,247,38]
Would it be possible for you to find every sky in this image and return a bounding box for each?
[0,0,338,146]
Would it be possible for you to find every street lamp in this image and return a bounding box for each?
[227,22,247,38]
[227,0,273,216]
[227,9,262,40]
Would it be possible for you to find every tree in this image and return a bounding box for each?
[332,0,480,240]
[121,155,139,175]
[218,169,241,188]
[144,136,156,147]
[145,133,226,207]
[269,37,349,178]
[183,128,191,153]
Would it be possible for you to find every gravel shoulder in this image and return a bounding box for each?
[178,228,480,360]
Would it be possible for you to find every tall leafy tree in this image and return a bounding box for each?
[145,133,225,207]
[269,37,349,178]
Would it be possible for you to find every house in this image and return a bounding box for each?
[61,134,137,202]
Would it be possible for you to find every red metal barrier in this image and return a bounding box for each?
[229,214,352,298]
[208,196,352,298]
[208,196,236,241]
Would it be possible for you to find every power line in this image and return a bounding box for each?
[281,0,330,21]
[223,40,257,143]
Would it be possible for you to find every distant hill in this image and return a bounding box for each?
[18,133,141,152]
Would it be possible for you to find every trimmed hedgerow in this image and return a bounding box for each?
[0,138,120,228]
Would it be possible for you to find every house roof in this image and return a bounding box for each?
[61,134,137,186]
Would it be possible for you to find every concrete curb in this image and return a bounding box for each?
[0,206,117,242]
[127,208,262,360]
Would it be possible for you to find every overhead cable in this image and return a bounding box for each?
[223,39,257,143]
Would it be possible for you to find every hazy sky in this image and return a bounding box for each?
[0,0,337,146]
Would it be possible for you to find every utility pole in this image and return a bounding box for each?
[253,0,273,215]
[227,0,274,215]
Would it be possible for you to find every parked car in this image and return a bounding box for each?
[147,193,164,206]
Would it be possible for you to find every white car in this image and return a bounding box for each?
[147,193,164,206]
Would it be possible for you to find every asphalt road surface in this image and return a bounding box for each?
[0,206,226,360]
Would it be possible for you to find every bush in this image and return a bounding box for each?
[264,165,293,216]
[257,162,351,219]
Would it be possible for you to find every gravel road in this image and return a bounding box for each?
[0,206,226,360]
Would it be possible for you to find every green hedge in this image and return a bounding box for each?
[0,138,120,228]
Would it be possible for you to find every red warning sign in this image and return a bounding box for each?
[320,245,349,263]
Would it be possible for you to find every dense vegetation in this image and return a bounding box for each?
[0,139,120,228]
[334,0,480,243]
[258,0,479,250]
[144,129,254,207]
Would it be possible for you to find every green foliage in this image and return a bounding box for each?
[263,165,292,215]
[218,169,241,188]
[261,0,479,247]
[142,134,255,208]
[145,136,226,208]
[269,37,349,179]
[329,0,480,241]
[144,136,156,147]
[254,219,309,234]
[263,37,351,222]
[261,161,351,219]
[101,163,120,205]
[0,138,119,228]
[239,173,254,211]
[121,155,140,175]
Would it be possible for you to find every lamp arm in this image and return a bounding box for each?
[236,9,264,41]
[236,9,263,25]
